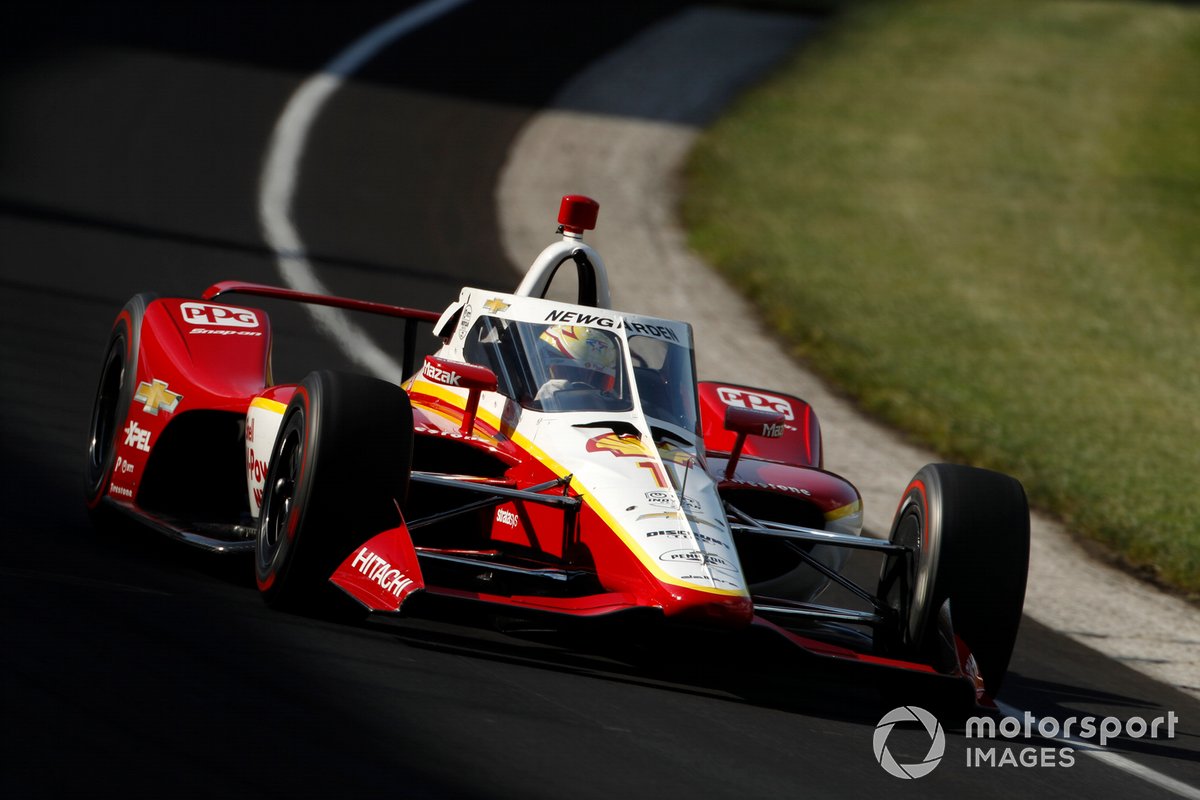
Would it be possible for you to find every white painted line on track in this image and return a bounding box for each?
[258,0,471,382]
[994,701,1200,799]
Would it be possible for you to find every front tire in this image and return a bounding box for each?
[878,463,1029,696]
[256,370,413,613]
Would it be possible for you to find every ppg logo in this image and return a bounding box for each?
[180,302,259,328]
[716,387,793,420]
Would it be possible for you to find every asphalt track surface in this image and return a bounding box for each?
[3,2,1199,797]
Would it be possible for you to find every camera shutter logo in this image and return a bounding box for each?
[873,706,946,779]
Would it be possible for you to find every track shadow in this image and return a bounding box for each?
[356,597,953,729]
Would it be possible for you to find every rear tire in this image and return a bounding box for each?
[877,463,1029,696]
[255,370,413,614]
[85,294,156,526]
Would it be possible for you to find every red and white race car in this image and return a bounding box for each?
[86,195,1030,706]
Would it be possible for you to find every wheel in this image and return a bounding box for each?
[877,463,1029,696]
[256,370,414,614]
[85,293,156,519]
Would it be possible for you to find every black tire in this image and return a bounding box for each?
[85,293,156,520]
[255,370,414,614]
[877,463,1029,696]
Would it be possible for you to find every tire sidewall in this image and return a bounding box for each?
[897,468,947,649]
[255,385,316,598]
[85,294,155,508]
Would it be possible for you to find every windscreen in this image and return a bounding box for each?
[463,316,699,431]
[627,334,699,434]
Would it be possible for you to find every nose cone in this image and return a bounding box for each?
[659,583,754,629]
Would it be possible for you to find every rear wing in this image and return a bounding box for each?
[203,281,441,377]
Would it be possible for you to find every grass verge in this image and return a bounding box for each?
[684,0,1200,595]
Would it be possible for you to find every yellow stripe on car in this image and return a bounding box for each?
[824,499,863,522]
[250,396,288,414]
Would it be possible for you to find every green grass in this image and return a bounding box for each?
[684,0,1200,595]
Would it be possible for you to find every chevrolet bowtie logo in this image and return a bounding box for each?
[135,379,182,415]
[483,298,510,313]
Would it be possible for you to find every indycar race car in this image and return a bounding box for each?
[85,195,1030,706]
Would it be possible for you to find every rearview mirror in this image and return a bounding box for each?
[422,356,498,435]
[722,407,786,479]
[724,406,786,438]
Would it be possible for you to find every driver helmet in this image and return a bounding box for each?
[539,324,618,391]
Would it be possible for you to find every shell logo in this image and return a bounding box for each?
[585,432,653,459]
